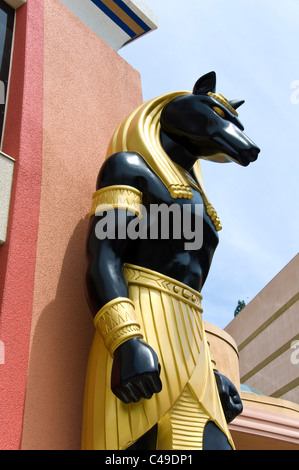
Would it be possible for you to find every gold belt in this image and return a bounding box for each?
[123,263,203,312]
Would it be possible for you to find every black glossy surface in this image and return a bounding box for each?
[214,371,244,424]
[161,72,260,167]
[203,422,233,451]
[85,150,219,313]
[111,338,162,404]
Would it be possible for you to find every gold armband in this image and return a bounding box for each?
[94,298,143,357]
[90,185,143,218]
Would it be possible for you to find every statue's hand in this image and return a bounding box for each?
[214,371,243,424]
[111,337,162,403]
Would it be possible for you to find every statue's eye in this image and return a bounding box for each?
[213,106,226,118]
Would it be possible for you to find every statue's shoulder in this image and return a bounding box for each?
[96,152,153,191]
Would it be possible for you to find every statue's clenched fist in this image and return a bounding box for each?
[111,337,162,403]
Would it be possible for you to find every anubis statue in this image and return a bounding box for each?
[82,72,260,450]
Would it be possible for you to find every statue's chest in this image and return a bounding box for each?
[140,181,218,248]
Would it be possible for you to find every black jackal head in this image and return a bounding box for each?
[160,71,260,166]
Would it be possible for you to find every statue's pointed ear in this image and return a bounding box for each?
[193,71,216,95]
[229,99,245,110]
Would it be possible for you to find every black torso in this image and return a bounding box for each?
[96,151,219,293]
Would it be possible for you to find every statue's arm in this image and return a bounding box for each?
[85,153,162,403]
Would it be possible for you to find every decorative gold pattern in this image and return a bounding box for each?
[123,263,203,311]
[208,92,239,117]
[90,185,143,218]
[157,385,210,450]
[82,265,234,450]
[94,297,143,357]
[174,163,222,231]
[205,203,222,231]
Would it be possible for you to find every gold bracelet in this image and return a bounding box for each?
[89,185,143,218]
[94,297,143,357]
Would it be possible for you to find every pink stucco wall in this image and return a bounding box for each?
[20,0,143,450]
[0,0,142,450]
[0,1,44,450]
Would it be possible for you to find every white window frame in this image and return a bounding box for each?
[0,0,22,244]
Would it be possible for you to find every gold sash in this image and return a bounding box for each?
[81,264,234,450]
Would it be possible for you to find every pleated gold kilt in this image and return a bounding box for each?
[81,264,234,450]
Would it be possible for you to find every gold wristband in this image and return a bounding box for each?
[94,298,143,357]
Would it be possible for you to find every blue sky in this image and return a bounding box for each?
[119,0,299,329]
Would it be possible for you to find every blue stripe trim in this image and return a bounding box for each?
[91,0,137,38]
[123,30,149,46]
[112,0,151,33]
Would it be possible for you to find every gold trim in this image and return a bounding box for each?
[157,385,210,450]
[90,185,143,218]
[123,263,203,311]
[106,92,222,231]
[107,92,192,199]
[173,163,222,231]
[208,92,239,117]
[94,297,143,357]
[82,266,234,450]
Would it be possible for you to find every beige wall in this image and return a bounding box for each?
[204,324,299,450]
[225,254,299,404]
[21,0,143,450]
[204,322,241,391]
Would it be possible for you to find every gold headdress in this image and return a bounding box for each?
[106,92,222,231]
